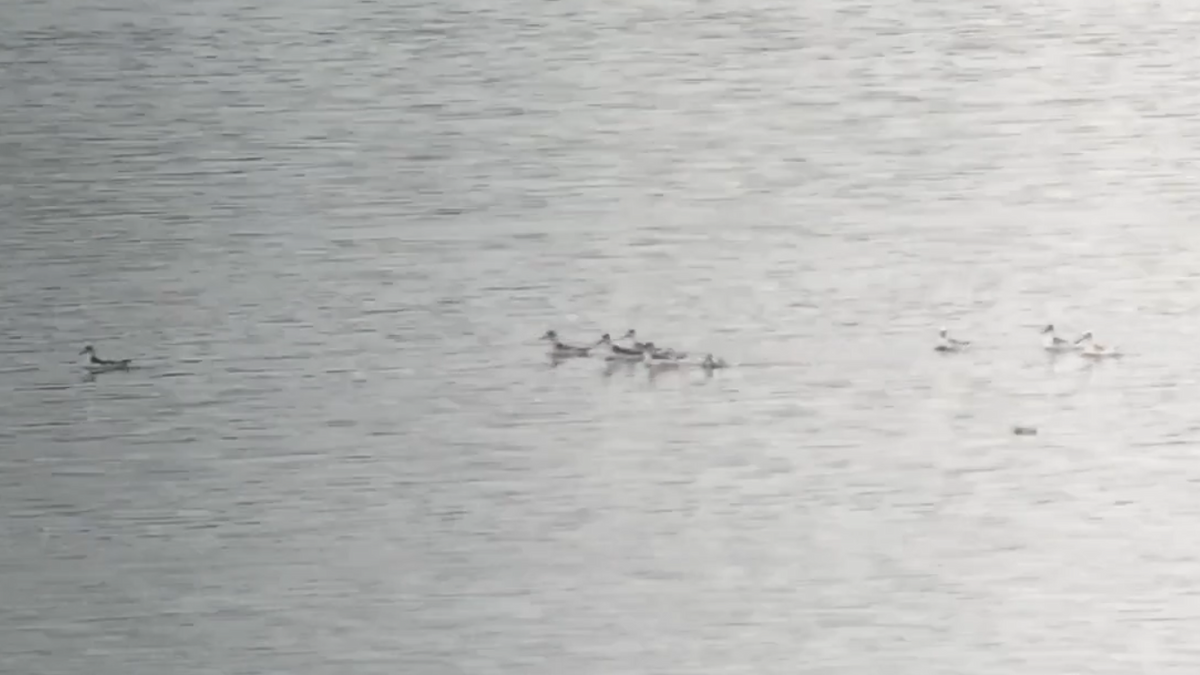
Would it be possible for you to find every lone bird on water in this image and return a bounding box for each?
[934,327,969,353]
[79,345,133,373]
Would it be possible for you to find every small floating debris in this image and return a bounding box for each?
[1012,426,1038,436]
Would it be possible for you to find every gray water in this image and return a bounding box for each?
[5,0,1200,672]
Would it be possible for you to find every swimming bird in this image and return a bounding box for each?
[621,329,651,352]
[643,350,680,372]
[597,333,645,360]
[616,331,689,359]
[1075,331,1121,358]
[934,327,969,353]
[79,345,132,373]
[1041,324,1073,352]
[640,341,687,361]
[701,354,728,371]
[541,330,593,358]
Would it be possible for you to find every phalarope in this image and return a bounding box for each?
[641,341,687,361]
[596,333,644,361]
[541,330,593,358]
[643,350,680,371]
[79,345,133,373]
[621,329,651,352]
[1075,331,1121,358]
[615,331,688,360]
[1041,324,1073,353]
[934,327,969,353]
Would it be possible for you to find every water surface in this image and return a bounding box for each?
[4,0,1200,673]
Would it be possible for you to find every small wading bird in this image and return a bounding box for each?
[79,345,133,373]
[644,341,687,361]
[540,330,594,358]
[596,333,644,360]
[1075,331,1121,359]
[620,329,651,352]
[615,330,688,360]
[1041,324,1073,353]
[642,349,680,372]
[934,327,969,353]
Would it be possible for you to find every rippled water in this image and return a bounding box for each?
[6,0,1200,672]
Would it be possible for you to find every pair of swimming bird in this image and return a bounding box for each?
[1041,324,1120,358]
[935,325,1120,358]
[541,329,728,370]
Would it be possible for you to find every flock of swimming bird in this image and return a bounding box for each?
[936,324,1121,358]
[77,331,722,378]
[939,323,1120,436]
[75,323,1117,381]
[540,329,729,371]
[540,322,1118,369]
